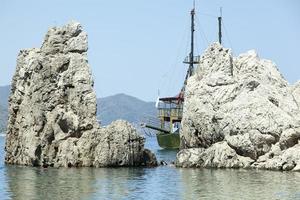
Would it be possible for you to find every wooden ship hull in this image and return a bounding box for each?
[156,132,180,149]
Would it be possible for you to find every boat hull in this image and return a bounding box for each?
[156,133,180,149]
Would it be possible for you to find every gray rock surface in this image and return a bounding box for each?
[176,43,300,171]
[176,142,253,168]
[5,21,157,167]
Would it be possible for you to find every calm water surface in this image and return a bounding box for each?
[0,136,299,200]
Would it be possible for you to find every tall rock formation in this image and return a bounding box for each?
[176,43,300,171]
[5,21,157,167]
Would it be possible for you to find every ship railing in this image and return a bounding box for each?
[158,107,183,119]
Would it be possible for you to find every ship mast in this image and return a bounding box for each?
[218,7,222,44]
[182,2,199,92]
[140,1,199,148]
[189,6,195,76]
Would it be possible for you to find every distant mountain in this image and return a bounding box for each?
[0,85,156,132]
[0,105,8,132]
[0,85,10,108]
[97,93,156,126]
[0,85,10,132]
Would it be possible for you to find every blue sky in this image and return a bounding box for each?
[0,0,299,101]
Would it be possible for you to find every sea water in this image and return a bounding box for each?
[0,135,299,200]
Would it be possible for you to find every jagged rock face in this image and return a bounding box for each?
[176,43,300,171]
[5,22,157,167]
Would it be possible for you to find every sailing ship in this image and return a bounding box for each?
[141,5,223,149]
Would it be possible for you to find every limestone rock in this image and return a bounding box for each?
[177,43,300,171]
[253,143,300,171]
[176,142,253,168]
[5,21,157,168]
[278,128,300,150]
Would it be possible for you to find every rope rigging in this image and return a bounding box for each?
[140,2,237,149]
[158,15,191,98]
[222,18,235,54]
[158,5,235,99]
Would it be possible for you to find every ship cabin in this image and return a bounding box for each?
[157,93,184,133]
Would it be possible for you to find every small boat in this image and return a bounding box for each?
[141,3,223,149]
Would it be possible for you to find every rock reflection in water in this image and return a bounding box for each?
[178,168,300,200]
[4,165,183,200]
[5,166,148,200]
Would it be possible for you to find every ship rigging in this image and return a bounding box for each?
[141,4,223,149]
